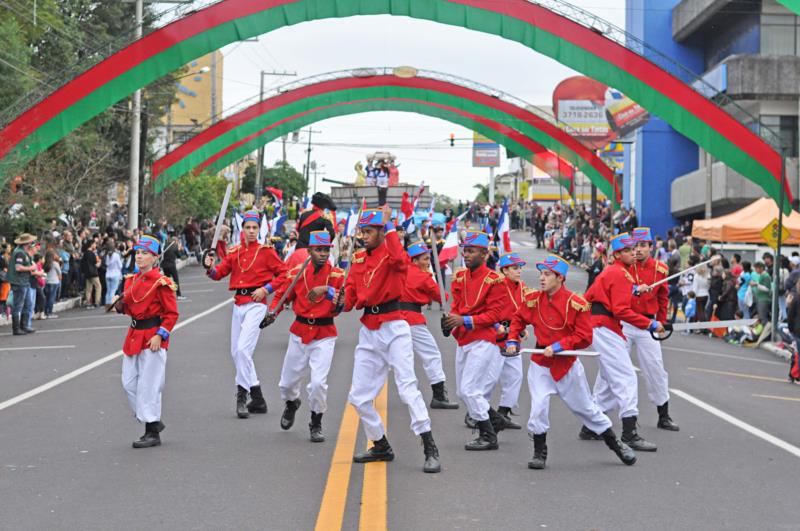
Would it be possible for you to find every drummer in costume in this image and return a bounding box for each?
[204,210,287,419]
[443,230,507,451]
[288,192,337,269]
[400,241,458,410]
[339,205,441,473]
[262,231,344,443]
[616,227,678,430]
[114,235,179,448]
[505,255,636,469]
[582,233,664,452]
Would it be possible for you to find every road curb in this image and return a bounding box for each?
[0,257,195,327]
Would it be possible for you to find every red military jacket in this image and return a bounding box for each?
[508,287,592,381]
[450,264,505,347]
[344,228,407,330]
[629,257,669,323]
[400,263,442,326]
[495,276,526,346]
[584,261,652,338]
[269,261,344,344]
[118,268,179,356]
[207,238,287,305]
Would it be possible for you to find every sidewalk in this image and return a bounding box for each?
[0,257,196,327]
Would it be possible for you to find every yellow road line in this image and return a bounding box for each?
[752,394,800,403]
[687,367,787,383]
[359,383,388,531]
[314,403,360,531]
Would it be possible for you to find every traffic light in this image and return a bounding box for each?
[449,133,455,147]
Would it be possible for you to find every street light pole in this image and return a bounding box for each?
[128,0,143,231]
[254,69,297,205]
[771,150,787,341]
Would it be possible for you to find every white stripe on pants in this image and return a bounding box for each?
[527,359,612,435]
[121,348,167,423]
[455,340,500,421]
[623,321,669,406]
[230,302,267,389]
[279,333,336,414]
[591,326,639,419]
[348,320,431,440]
[410,324,446,385]
[483,350,523,409]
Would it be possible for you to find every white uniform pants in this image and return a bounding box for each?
[279,333,336,414]
[484,352,523,409]
[527,359,612,435]
[455,340,500,421]
[621,321,670,406]
[591,326,639,419]
[348,320,431,440]
[122,348,167,423]
[410,324,446,386]
[230,302,267,389]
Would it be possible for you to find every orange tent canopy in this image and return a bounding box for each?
[692,198,800,244]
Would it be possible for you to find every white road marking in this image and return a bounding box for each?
[0,299,232,412]
[752,394,800,403]
[34,314,126,322]
[181,289,213,294]
[671,388,800,459]
[0,345,75,352]
[0,325,128,337]
[662,346,785,366]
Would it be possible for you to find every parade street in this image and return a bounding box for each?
[1,234,799,531]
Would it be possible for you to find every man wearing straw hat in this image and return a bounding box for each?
[7,233,42,336]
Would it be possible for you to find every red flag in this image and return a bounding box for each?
[264,187,283,207]
[400,191,414,221]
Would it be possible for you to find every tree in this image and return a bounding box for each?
[160,173,228,222]
[242,160,308,200]
[473,184,489,204]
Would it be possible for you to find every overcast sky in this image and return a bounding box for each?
[194,1,628,201]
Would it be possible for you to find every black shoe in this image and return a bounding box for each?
[621,416,657,452]
[132,422,161,448]
[280,398,301,430]
[12,315,26,336]
[353,436,395,463]
[498,406,521,430]
[464,413,477,429]
[465,418,499,451]
[488,408,509,433]
[21,321,35,334]
[601,428,636,465]
[153,421,166,433]
[236,386,250,419]
[247,385,268,414]
[420,431,441,473]
[430,382,459,410]
[578,425,602,441]
[527,432,547,469]
[309,412,325,443]
[657,402,680,431]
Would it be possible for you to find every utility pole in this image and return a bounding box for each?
[128,0,143,231]
[254,69,297,204]
[303,128,322,189]
[488,167,496,206]
[705,151,714,219]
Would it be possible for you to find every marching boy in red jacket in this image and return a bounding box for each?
[114,235,179,448]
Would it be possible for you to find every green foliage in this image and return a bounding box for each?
[473,183,489,203]
[242,160,308,200]
[160,174,228,222]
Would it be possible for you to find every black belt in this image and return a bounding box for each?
[131,317,162,329]
[296,315,334,326]
[362,299,400,316]
[235,287,261,296]
[398,302,423,313]
[591,302,613,317]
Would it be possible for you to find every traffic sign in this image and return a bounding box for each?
[760,218,790,249]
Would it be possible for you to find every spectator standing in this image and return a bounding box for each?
[786,279,800,348]
[105,243,123,304]
[715,270,738,321]
[678,236,693,268]
[44,252,61,318]
[7,233,39,335]
[81,240,101,309]
[737,261,753,319]
[692,264,710,324]
[0,243,9,323]
[751,262,772,325]
[160,236,185,300]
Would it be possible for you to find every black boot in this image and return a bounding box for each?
[236,386,250,419]
[12,315,26,336]
[578,425,603,441]
[488,408,509,433]
[430,381,459,410]
[280,398,301,430]
[132,422,161,448]
[247,385,268,414]
[527,432,548,469]
[309,411,325,443]
[601,428,637,465]
[497,406,521,430]
[657,401,680,431]
[464,413,477,429]
[621,416,657,452]
[20,316,35,334]
[420,431,441,473]
[353,436,395,463]
[465,418,499,451]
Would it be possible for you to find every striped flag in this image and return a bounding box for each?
[497,198,511,253]
[438,210,467,266]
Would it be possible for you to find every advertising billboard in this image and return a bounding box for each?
[472,132,500,167]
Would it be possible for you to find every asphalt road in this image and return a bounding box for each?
[1,234,799,531]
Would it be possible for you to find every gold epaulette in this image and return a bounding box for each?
[227,244,240,252]
[124,273,135,280]
[655,261,669,276]
[453,267,467,281]
[330,267,344,278]
[621,268,635,284]
[523,288,541,308]
[352,249,367,264]
[158,276,178,292]
[569,294,590,312]
[484,270,504,285]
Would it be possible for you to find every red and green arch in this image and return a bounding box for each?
[0,0,789,208]
[777,1,800,15]
[152,75,601,198]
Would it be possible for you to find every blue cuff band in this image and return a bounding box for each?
[156,327,170,341]
[463,316,473,330]
[551,341,563,353]
[506,340,520,348]
[207,268,218,280]
[263,283,273,294]
[648,320,659,332]
[325,286,335,301]
[493,323,501,330]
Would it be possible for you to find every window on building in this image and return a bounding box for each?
[760,115,799,157]
[761,14,800,55]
